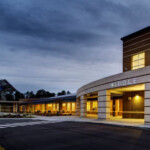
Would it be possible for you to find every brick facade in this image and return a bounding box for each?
[122,27,150,72]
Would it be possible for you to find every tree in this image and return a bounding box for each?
[45,91,55,97]
[14,91,25,101]
[29,91,35,98]
[57,90,71,96]
[67,91,71,94]
[36,89,48,98]
[49,92,55,97]
[57,90,66,96]
[24,91,35,98]
[35,89,56,98]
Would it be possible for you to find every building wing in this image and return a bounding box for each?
[0,79,17,92]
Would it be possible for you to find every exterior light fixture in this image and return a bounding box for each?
[135,94,140,99]
[128,97,131,100]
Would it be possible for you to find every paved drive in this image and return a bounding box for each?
[0,121,150,150]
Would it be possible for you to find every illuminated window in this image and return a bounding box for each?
[62,103,66,108]
[42,104,45,112]
[48,104,52,108]
[36,104,40,111]
[132,52,145,70]
[67,103,71,111]
[47,104,52,112]
[62,103,66,107]
[56,103,59,111]
[72,103,76,111]
[62,103,66,111]
[92,101,97,111]
[87,102,90,111]
[53,104,56,111]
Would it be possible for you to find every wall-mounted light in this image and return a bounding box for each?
[134,94,141,103]
[135,94,140,99]
[128,97,131,100]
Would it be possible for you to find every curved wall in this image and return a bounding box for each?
[77,66,150,97]
[77,66,150,124]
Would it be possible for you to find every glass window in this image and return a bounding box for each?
[47,104,52,111]
[62,103,66,110]
[72,103,76,111]
[139,59,144,65]
[56,103,59,111]
[48,104,52,108]
[87,102,91,111]
[132,66,137,70]
[139,64,144,68]
[62,103,66,109]
[67,103,71,111]
[139,53,144,59]
[92,101,98,111]
[42,104,45,112]
[132,55,138,61]
[132,52,145,70]
[133,61,138,66]
[53,104,56,111]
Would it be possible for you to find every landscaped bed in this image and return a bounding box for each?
[35,112,73,117]
[0,113,33,118]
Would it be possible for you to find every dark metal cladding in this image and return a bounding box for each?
[0,79,17,92]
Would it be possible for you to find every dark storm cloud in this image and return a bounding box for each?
[0,0,150,92]
[0,0,122,50]
[0,0,101,43]
[0,0,123,63]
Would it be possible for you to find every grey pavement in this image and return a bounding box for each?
[0,121,150,150]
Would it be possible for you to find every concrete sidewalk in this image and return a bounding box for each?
[33,115,150,130]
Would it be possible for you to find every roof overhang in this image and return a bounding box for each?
[121,26,150,41]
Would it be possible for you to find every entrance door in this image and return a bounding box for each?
[110,99,123,118]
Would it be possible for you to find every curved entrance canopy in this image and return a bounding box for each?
[77,66,150,124]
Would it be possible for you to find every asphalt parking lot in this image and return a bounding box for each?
[0,121,150,150]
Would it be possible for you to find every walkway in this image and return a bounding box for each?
[33,116,149,130]
[0,116,148,129]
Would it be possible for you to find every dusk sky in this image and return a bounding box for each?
[0,0,150,93]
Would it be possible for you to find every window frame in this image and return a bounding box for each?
[131,52,145,70]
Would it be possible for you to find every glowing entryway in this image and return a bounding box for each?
[85,92,98,119]
[110,84,145,120]
[110,98,123,118]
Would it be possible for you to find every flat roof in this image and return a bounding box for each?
[121,26,150,41]
[0,101,19,104]
[21,93,76,105]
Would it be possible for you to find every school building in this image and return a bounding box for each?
[77,26,150,124]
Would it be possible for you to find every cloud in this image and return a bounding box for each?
[0,0,150,93]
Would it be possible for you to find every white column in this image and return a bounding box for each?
[98,90,111,120]
[76,98,80,116]
[80,95,87,117]
[144,83,150,124]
